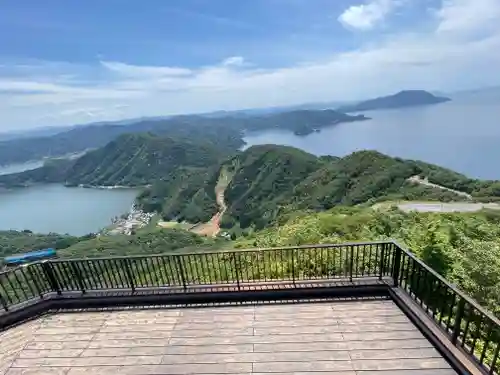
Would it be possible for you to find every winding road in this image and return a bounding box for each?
[372,176,500,213]
[191,169,230,237]
[397,202,500,213]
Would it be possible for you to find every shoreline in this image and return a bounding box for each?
[76,184,148,190]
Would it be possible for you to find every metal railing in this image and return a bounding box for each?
[0,242,391,307]
[393,242,500,375]
[0,240,499,374]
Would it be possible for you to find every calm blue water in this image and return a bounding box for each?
[0,183,138,235]
[243,97,500,179]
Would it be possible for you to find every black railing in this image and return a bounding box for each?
[393,242,500,375]
[0,240,498,374]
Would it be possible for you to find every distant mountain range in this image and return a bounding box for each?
[0,110,366,166]
[337,90,451,113]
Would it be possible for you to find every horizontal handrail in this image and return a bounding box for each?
[46,240,391,263]
[0,242,391,308]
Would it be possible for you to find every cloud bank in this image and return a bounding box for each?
[0,0,499,130]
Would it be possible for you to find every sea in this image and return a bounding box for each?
[243,91,500,180]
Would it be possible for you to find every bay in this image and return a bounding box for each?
[243,97,500,179]
[0,184,139,235]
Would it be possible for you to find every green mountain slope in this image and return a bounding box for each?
[0,230,90,260]
[291,151,464,210]
[0,133,223,188]
[221,147,480,229]
[136,166,219,223]
[135,145,500,230]
[222,145,323,228]
[235,206,500,316]
[65,133,221,186]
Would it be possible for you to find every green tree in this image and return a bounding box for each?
[420,223,453,276]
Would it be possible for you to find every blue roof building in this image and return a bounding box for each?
[4,248,56,265]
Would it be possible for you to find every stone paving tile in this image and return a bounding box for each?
[0,300,459,375]
[163,344,254,355]
[86,338,171,349]
[18,349,84,359]
[69,363,252,375]
[102,317,178,325]
[5,367,71,374]
[350,348,441,360]
[171,328,254,337]
[24,342,90,350]
[253,360,355,372]
[351,358,452,371]
[254,341,349,352]
[346,338,433,350]
[252,318,339,328]
[169,333,347,346]
[99,323,175,333]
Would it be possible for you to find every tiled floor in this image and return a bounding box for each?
[0,299,458,375]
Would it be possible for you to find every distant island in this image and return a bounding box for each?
[338,90,451,113]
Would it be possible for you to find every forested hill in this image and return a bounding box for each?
[220,148,470,229]
[235,110,368,135]
[221,145,324,228]
[0,133,224,187]
[137,144,500,230]
[338,90,450,112]
[0,110,367,165]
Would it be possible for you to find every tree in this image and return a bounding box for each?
[420,223,453,277]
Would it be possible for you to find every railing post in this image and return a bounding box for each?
[378,243,385,280]
[233,254,241,291]
[122,258,135,293]
[26,264,44,299]
[70,262,86,294]
[452,298,466,344]
[349,246,354,282]
[175,256,187,292]
[392,243,402,287]
[291,249,296,286]
[0,288,8,312]
[41,261,61,295]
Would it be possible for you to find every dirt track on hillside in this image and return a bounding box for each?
[191,170,230,237]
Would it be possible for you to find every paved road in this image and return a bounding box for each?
[407,176,472,199]
[398,202,500,213]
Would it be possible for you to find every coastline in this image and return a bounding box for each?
[76,184,148,190]
[105,205,155,236]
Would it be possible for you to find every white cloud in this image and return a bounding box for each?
[338,0,401,30]
[101,61,192,77]
[435,0,500,38]
[1,0,499,131]
[221,56,245,67]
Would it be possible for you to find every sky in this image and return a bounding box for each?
[1,0,499,131]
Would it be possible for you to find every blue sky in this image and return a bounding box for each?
[1,0,499,130]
